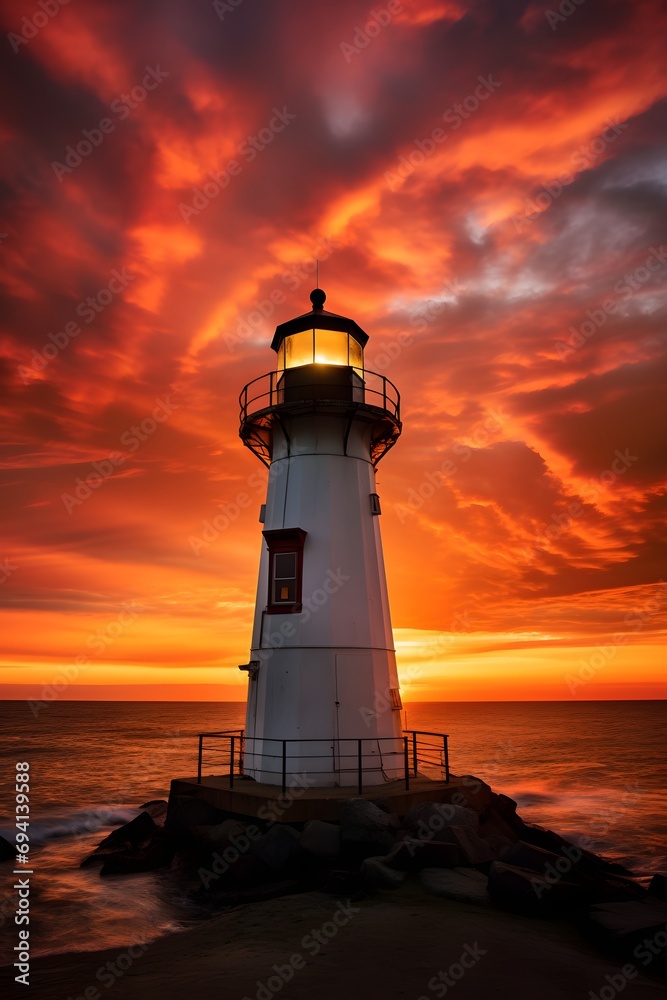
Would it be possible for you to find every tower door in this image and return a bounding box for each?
[334,653,377,781]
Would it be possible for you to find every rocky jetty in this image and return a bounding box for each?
[80,776,666,968]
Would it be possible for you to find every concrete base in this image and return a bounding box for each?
[168,772,481,825]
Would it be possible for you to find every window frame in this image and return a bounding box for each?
[263,527,307,614]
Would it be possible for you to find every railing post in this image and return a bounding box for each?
[230,735,235,789]
[197,735,203,784]
[282,741,287,795]
[403,736,410,791]
[358,739,363,795]
[444,735,450,783]
[240,731,245,775]
[412,731,418,776]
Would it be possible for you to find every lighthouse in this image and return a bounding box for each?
[238,289,404,787]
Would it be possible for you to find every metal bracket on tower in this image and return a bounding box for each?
[238,660,260,680]
[342,407,358,456]
[274,412,291,455]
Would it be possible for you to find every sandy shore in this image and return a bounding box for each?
[16,886,667,1000]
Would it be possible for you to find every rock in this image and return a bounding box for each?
[250,825,302,873]
[648,873,667,903]
[300,820,341,860]
[487,860,587,913]
[501,840,568,876]
[445,826,498,866]
[585,871,647,904]
[340,799,397,857]
[208,818,247,840]
[494,792,519,822]
[585,899,667,953]
[99,828,176,876]
[384,838,461,872]
[165,794,226,835]
[403,801,479,836]
[518,824,632,877]
[483,834,515,859]
[96,811,156,851]
[461,775,494,802]
[487,842,642,907]
[169,848,197,872]
[194,819,253,851]
[361,857,407,890]
[478,807,520,842]
[0,835,14,863]
[139,800,168,826]
[367,800,401,826]
[419,867,489,905]
[80,846,127,868]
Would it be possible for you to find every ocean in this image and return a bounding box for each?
[0,699,665,963]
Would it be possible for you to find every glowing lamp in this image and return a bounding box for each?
[272,288,366,372]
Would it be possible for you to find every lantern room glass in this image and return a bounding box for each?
[277,329,364,371]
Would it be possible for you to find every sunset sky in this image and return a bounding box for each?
[1,0,666,703]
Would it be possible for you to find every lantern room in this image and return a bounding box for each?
[239,288,401,468]
[271,288,367,373]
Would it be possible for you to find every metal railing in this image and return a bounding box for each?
[239,368,400,425]
[196,729,449,793]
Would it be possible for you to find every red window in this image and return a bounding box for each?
[263,528,307,614]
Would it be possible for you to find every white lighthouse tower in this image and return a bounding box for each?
[238,289,404,787]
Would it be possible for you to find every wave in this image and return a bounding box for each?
[0,805,139,846]
[510,789,556,807]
